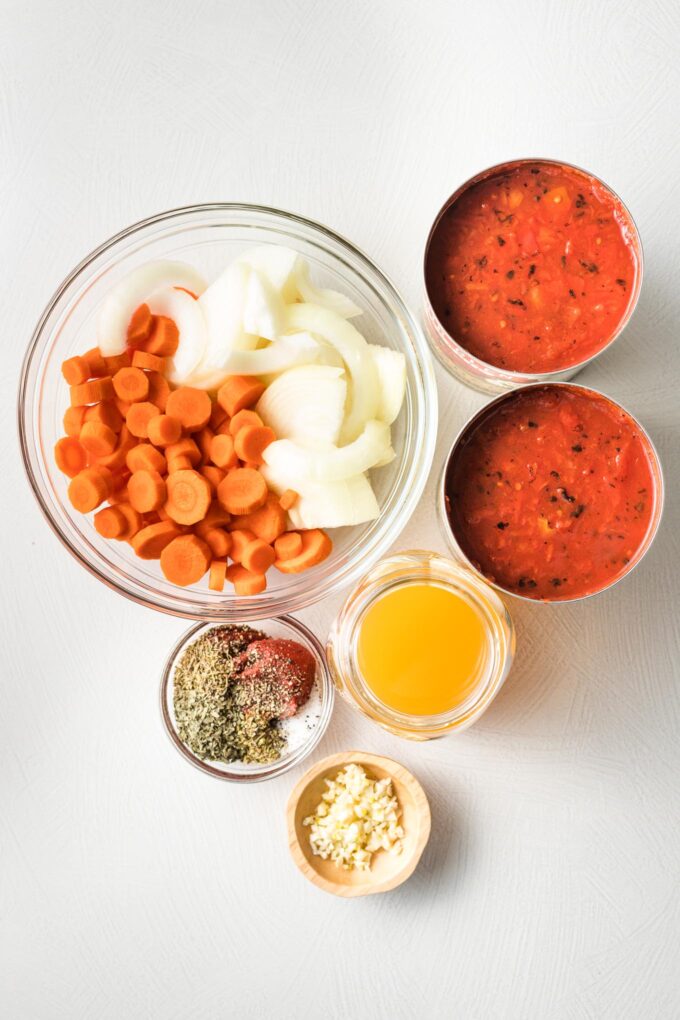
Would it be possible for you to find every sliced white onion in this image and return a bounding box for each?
[262,465,379,529]
[368,344,407,424]
[295,260,362,318]
[241,268,284,341]
[221,333,319,376]
[198,262,257,374]
[236,245,301,302]
[284,304,379,442]
[263,420,393,483]
[97,260,207,356]
[146,287,207,384]
[256,364,347,446]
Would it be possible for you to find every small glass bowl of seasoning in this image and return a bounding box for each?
[326,551,515,739]
[160,616,334,782]
[423,158,643,393]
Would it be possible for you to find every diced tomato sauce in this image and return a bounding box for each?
[445,387,656,600]
[426,162,639,373]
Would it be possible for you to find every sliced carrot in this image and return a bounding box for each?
[236,493,287,544]
[126,443,166,475]
[113,366,149,403]
[215,419,233,436]
[54,436,87,478]
[167,454,193,472]
[126,401,159,439]
[95,425,136,470]
[70,376,114,406]
[128,470,167,513]
[147,414,182,447]
[274,529,332,573]
[165,469,211,525]
[217,376,265,418]
[241,538,275,574]
[166,437,201,465]
[228,528,257,564]
[229,409,263,436]
[115,398,131,418]
[165,387,211,433]
[200,464,225,493]
[274,531,303,561]
[217,468,267,516]
[195,426,214,462]
[106,473,130,505]
[83,347,107,377]
[132,350,166,373]
[226,563,267,596]
[61,356,90,386]
[104,352,131,375]
[84,401,123,433]
[202,502,231,528]
[68,468,110,512]
[93,505,127,539]
[233,425,276,465]
[131,520,181,558]
[115,502,144,540]
[279,489,298,511]
[209,433,238,470]
[63,405,86,437]
[160,534,211,586]
[127,303,153,346]
[79,421,117,458]
[146,371,170,412]
[143,316,179,357]
[210,403,229,431]
[196,525,231,559]
[208,559,227,592]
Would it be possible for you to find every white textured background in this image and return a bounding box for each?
[2,1,679,1018]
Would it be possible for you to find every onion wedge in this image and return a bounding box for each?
[256,364,347,446]
[368,344,406,424]
[221,333,319,376]
[294,260,362,318]
[263,420,394,483]
[97,260,207,356]
[146,287,207,384]
[197,262,257,373]
[284,304,379,442]
[262,465,380,529]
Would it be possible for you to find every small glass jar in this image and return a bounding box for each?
[326,550,515,740]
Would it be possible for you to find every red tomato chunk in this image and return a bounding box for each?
[427,162,639,373]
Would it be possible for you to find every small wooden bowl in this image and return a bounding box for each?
[286,751,431,897]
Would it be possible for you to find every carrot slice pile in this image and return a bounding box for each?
[55,318,333,594]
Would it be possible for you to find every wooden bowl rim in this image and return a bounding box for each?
[286,750,431,898]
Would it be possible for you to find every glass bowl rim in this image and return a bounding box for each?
[159,614,335,782]
[18,201,438,620]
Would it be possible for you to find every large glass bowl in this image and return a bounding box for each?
[18,204,437,620]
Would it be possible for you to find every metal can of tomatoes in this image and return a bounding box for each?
[438,382,664,603]
[423,158,643,393]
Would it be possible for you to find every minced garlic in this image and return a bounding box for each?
[303,763,404,871]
